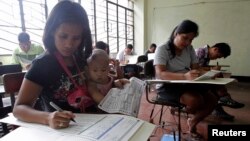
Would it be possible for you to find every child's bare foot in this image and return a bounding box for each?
[187,118,196,133]
[185,118,204,141]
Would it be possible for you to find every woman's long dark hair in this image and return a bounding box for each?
[167,20,199,58]
[42,1,92,65]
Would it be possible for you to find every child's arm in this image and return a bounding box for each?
[109,59,124,79]
[87,81,104,104]
[113,78,130,88]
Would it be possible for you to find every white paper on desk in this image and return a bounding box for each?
[79,115,144,141]
[147,53,155,60]
[125,55,139,64]
[0,114,145,141]
[146,78,235,85]
[170,78,235,85]
[194,70,222,81]
[98,77,145,117]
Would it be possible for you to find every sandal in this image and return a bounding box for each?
[182,131,204,141]
[184,118,203,141]
[190,131,203,141]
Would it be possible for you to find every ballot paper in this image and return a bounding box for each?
[98,77,145,117]
[194,70,222,81]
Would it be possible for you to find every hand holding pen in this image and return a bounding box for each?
[49,102,76,129]
[212,62,221,70]
[184,68,200,80]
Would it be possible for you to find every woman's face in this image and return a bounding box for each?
[54,23,83,57]
[173,32,196,50]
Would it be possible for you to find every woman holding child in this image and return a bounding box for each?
[13,1,94,129]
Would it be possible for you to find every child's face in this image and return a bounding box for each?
[88,57,110,84]
[54,23,83,57]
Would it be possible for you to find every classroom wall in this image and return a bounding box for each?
[134,0,250,76]
[133,0,145,55]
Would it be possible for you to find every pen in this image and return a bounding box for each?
[49,102,76,123]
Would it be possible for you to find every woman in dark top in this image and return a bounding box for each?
[13,1,94,129]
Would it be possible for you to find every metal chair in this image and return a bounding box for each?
[144,60,183,141]
[0,64,22,76]
[144,59,154,79]
[137,55,148,63]
[136,55,148,78]
[3,72,25,109]
[0,72,25,136]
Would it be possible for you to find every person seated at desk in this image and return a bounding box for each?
[144,43,157,56]
[87,49,129,103]
[13,1,96,129]
[116,44,133,64]
[195,42,244,120]
[154,20,217,139]
[12,32,44,70]
[116,44,139,78]
[94,41,110,54]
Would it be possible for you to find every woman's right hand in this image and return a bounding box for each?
[211,65,221,70]
[47,111,75,129]
[184,70,200,80]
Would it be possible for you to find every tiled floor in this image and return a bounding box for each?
[137,81,250,141]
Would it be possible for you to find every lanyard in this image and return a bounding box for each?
[54,52,81,88]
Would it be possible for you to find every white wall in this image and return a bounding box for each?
[133,0,145,55]
[134,0,250,76]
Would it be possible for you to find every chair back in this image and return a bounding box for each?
[137,55,148,63]
[144,60,155,78]
[0,72,24,136]
[3,72,25,108]
[0,64,22,76]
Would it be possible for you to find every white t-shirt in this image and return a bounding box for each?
[154,42,198,73]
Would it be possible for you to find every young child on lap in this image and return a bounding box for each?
[87,49,129,104]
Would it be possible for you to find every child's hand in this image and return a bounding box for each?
[109,59,119,66]
[114,78,130,88]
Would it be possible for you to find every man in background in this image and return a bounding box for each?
[116,44,139,78]
[116,44,133,64]
[12,32,44,70]
[144,43,157,56]
[196,42,244,121]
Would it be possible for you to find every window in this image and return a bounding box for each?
[82,0,134,53]
[0,0,58,55]
[0,0,133,55]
